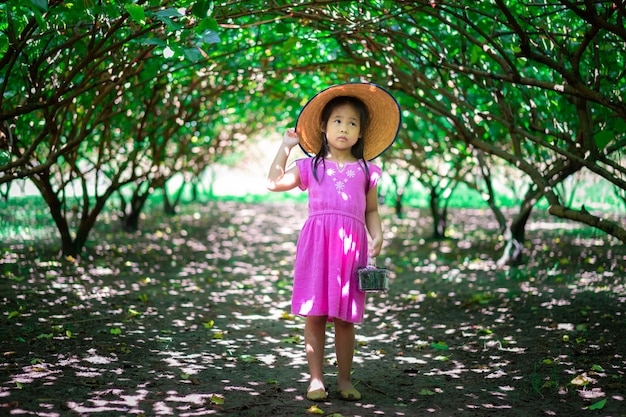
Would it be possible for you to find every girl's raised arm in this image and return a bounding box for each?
[267,128,301,192]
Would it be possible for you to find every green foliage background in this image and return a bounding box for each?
[1,0,625,256]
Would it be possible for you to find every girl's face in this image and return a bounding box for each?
[323,103,361,155]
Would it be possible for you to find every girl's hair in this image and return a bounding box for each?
[312,96,371,191]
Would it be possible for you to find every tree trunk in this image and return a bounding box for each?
[31,171,75,256]
[497,194,534,267]
[30,170,113,258]
[429,187,448,239]
[121,204,143,232]
[162,178,186,216]
[190,176,200,202]
[0,181,10,202]
[162,185,175,215]
[476,151,506,233]
[119,181,151,232]
[73,191,112,255]
[388,172,403,219]
[395,189,404,219]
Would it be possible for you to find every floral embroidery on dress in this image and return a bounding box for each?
[325,162,365,197]
[335,180,347,192]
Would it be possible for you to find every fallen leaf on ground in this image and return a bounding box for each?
[588,398,607,410]
[307,405,324,414]
[210,394,224,405]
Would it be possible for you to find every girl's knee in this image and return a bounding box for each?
[334,318,354,329]
[306,315,328,326]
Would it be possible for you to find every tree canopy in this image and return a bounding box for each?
[1,0,624,257]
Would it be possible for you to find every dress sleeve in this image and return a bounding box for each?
[368,162,382,190]
[295,158,310,191]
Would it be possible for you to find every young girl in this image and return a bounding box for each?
[267,83,401,402]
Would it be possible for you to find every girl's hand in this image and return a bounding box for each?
[369,235,383,258]
[283,128,300,148]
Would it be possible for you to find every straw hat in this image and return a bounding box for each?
[295,82,401,161]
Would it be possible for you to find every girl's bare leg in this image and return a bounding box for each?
[334,318,358,395]
[305,315,328,395]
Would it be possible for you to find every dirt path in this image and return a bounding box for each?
[1,200,625,416]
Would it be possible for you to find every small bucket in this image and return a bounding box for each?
[358,258,390,293]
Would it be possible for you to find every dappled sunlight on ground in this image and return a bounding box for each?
[1,201,625,416]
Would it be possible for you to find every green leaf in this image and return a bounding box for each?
[588,398,607,410]
[110,328,122,335]
[431,341,449,350]
[284,36,298,51]
[595,119,626,150]
[197,30,220,45]
[281,335,301,344]
[161,17,183,31]
[210,394,224,405]
[541,380,558,389]
[307,405,324,414]
[470,44,482,65]
[275,23,291,34]
[7,311,20,319]
[192,1,212,18]
[153,8,183,18]
[140,38,167,46]
[29,0,48,12]
[198,17,220,32]
[183,48,204,62]
[125,4,146,25]
[594,130,613,150]
[0,36,9,56]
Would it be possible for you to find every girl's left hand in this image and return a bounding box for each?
[369,235,383,258]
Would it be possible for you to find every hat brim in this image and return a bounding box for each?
[295,82,401,161]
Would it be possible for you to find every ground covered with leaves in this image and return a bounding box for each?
[1,200,625,416]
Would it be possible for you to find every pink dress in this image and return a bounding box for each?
[292,158,382,323]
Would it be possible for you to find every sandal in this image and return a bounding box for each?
[306,388,328,402]
[338,387,361,401]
